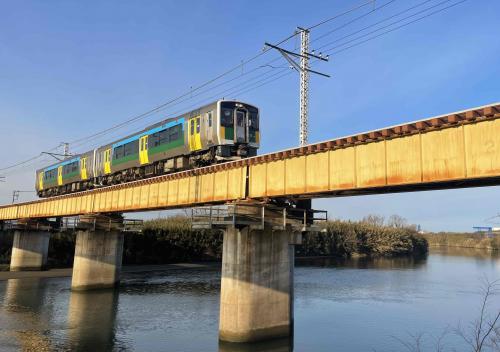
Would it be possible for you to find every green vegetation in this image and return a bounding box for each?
[134,215,427,260]
[422,232,500,251]
[0,215,427,270]
[123,216,223,264]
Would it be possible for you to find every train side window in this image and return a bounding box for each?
[114,146,124,159]
[158,129,168,145]
[46,169,55,179]
[150,132,160,147]
[196,117,200,133]
[123,141,135,157]
[207,112,212,127]
[190,120,194,135]
[169,125,179,141]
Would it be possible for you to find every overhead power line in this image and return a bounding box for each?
[323,0,468,55]
[72,0,469,155]
[0,0,381,172]
[55,2,385,155]
[67,1,382,148]
[312,0,399,43]
[306,0,377,31]
[0,0,469,173]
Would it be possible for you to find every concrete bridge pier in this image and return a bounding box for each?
[219,225,301,343]
[71,214,124,291]
[10,220,51,271]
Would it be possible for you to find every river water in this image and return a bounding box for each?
[0,248,499,351]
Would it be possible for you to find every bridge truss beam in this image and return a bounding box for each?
[0,103,499,221]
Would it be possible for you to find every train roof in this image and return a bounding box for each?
[36,154,84,174]
[97,99,257,149]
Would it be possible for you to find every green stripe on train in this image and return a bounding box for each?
[44,179,57,187]
[112,153,139,166]
[62,171,80,180]
[148,138,184,155]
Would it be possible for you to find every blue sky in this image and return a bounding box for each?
[0,0,499,231]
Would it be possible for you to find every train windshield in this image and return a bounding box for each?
[221,108,233,127]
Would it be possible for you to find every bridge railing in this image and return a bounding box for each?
[191,202,327,231]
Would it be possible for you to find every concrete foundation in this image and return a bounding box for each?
[71,230,124,291]
[10,231,50,271]
[219,226,301,343]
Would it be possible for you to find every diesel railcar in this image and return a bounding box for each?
[36,100,260,197]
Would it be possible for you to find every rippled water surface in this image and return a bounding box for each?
[0,248,499,351]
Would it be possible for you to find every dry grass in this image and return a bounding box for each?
[422,232,500,251]
[297,220,427,257]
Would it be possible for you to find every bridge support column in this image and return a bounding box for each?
[10,230,50,271]
[71,215,124,291]
[219,225,301,343]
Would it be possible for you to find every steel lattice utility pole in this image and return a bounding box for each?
[299,28,310,146]
[264,29,329,147]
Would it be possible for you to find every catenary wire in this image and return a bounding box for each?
[0,0,464,173]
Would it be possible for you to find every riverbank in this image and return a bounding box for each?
[0,216,427,269]
[0,263,217,281]
[422,232,500,251]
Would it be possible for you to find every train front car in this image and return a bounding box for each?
[216,101,259,160]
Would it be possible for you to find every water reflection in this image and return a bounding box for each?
[67,289,119,351]
[219,338,292,352]
[297,254,428,270]
[431,246,500,260]
[0,250,498,352]
[2,278,53,351]
[4,278,48,313]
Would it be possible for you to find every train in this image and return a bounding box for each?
[36,100,260,198]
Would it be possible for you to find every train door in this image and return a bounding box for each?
[235,109,247,143]
[206,111,213,144]
[188,117,202,151]
[104,149,111,174]
[57,166,63,186]
[38,172,44,190]
[139,136,149,165]
[81,157,88,180]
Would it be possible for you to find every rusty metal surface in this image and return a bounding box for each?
[0,103,499,220]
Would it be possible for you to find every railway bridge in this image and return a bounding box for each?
[1,103,499,343]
